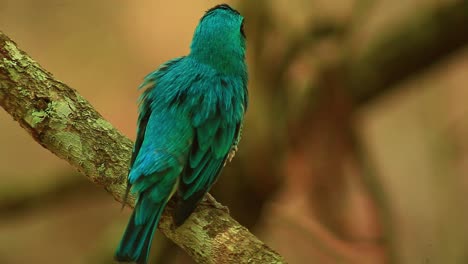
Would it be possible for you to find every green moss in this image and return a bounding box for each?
[189,222,213,259]
[51,131,83,158]
[97,163,106,173]
[31,69,48,82]
[54,101,73,117]
[104,167,115,178]
[24,110,47,127]
[4,40,48,82]
[21,97,76,130]
[17,86,29,97]
[48,100,72,129]
[1,58,20,82]
[4,41,23,62]
[97,163,117,179]
[96,118,114,131]
[65,97,77,111]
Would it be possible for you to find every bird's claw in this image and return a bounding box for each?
[224,145,238,167]
[204,194,230,214]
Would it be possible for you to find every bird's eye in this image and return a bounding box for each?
[240,21,246,38]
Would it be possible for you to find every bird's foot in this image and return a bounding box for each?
[223,145,238,167]
[204,194,230,214]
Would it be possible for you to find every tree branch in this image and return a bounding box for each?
[0,31,285,264]
[349,0,468,105]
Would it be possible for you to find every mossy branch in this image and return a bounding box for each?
[0,31,286,264]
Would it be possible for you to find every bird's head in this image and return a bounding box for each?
[190,4,246,74]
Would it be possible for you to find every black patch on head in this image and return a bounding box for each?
[240,20,246,38]
[200,4,245,38]
[203,4,240,18]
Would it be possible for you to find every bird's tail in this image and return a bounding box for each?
[115,197,166,264]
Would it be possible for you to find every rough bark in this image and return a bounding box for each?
[0,31,286,264]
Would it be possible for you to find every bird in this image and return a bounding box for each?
[114,4,248,264]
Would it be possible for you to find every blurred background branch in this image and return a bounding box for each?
[348,0,468,104]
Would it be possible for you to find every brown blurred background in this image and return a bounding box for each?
[1,0,468,263]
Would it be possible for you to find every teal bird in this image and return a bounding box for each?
[115,4,247,264]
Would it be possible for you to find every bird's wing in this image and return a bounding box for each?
[174,84,245,225]
[123,57,190,204]
[183,120,239,197]
[129,57,185,171]
[174,120,240,225]
[129,107,193,194]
